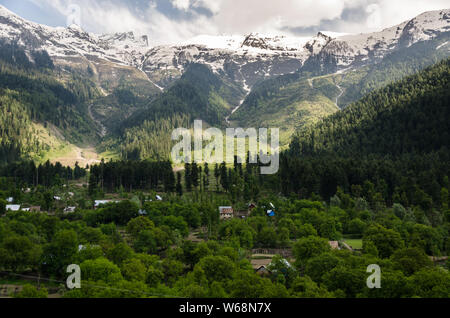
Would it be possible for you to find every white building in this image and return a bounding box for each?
[6,205,21,212]
[94,200,119,209]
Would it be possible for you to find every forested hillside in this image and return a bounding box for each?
[290,59,449,157]
[279,59,449,212]
[231,34,450,145]
[102,64,245,160]
[229,71,338,145]
[0,41,100,164]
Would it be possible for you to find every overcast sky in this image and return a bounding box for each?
[0,0,449,44]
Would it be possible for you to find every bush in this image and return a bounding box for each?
[14,285,48,298]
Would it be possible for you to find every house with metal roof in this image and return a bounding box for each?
[329,241,340,250]
[6,205,21,212]
[64,207,77,214]
[219,206,234,220]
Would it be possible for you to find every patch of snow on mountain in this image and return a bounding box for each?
[182,34,245,50]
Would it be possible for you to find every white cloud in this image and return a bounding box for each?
[170,0,191,11]
[210,0,348,34]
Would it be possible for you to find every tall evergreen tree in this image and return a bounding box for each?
[176,172,183,196]
[191,162,199,189]
[185,163,192,192]
[220,162,229,192]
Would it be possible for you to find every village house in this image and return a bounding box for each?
[29,206,41,213]
[255,266,272,276]
[219,206,234,220]
[138,209,148,216]
[94,200,114,209]
[6,205,21,212]
[234,210,250,219]
[329,241,340,250]
[251,259,273,277]
[64,206,77,214]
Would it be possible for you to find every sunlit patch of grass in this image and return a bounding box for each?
[344,239,363,249]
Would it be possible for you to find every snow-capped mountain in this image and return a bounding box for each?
[0,4,449,91]
[140,33,312,88]
[313,9,450,68]
[0,6,150,67]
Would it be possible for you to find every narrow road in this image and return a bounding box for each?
[335,83,344,109]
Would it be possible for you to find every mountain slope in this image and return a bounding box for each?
[231,32,450,144]
[0,41,101,164]
[289,59,450,157]
[228,72,339,145]
[278,59,450,202]
[101,64,245,160]
[0,5,449,163]
[2,5,448,93]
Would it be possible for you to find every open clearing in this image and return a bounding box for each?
[343,239,363,249]
[48,145,101,167]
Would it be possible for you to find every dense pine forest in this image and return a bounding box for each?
[290,59,449,157]
[278,59,450,207]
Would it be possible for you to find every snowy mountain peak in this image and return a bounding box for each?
[304,32,333,55]
[67,24,83,32]
[311,8,450,68]
[242,33,270,50]
[0,4,18,19]
[99,31,150,49]
[240,33,311,52]
[0,5,448,90]
[398,9,450,46]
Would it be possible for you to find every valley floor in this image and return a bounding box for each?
[48,145,101,167]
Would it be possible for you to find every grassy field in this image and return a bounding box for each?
[343,238,363,249]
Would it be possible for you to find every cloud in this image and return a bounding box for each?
[170,0,191,11]
[23,0,450,44]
